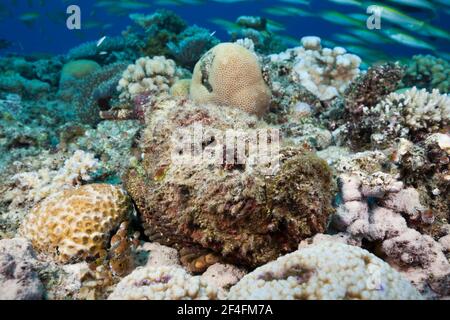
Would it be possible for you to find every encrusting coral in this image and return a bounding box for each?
[124,97,335,272]
[190,42,271,117]
[20,184,132,264]
[228,242,422,300]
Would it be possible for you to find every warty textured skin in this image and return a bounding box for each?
[124,98,335,271]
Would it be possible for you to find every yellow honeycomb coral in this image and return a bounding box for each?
[20,184,132,264]
[190,43,271,117]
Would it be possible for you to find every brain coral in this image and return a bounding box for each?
[108,265,222,300]
[190,42,271,117]
[124,97,335,271]
[228,242,423,300]
[20,184,132,263]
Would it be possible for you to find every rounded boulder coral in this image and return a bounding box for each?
[190,42,271,117]
[20,184,132,263]
[228,242,423,300]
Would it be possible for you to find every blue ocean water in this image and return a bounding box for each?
[0,0,449,60]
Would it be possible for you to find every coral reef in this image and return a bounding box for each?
[127,10,187,59]
[117,56,180,102]
[0,8,448,300]
[66,36,138,65]
[5,150,100,207]
[352,87,449,149]
[331,159,450,298]
[402,55,449,93]
[167,25,220,70]
[201,264,246,291]
[228,242,422,300]
[108,265,223,300]
[268,36,361,101]
[190,43,271,117]
[20,184,132,264]
[59,59,101,86]
[124,98,335,271]
[0,238,44,300]
[60,62,128,125]
[230,16,287,54]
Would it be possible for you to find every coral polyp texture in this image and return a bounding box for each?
[268,36,361,101]
[20,184,132,264]
[190,42,271,117]
[228,242,423,300]
[117,56,180,102]
[108,265,223,300]
[124,98,335,271]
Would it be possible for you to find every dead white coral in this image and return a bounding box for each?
[367,87,450,139]
[269,36,361,100]
[117,56,180,101]
[6,150,99,207]
[228,242,422,300]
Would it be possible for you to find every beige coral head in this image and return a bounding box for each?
[190,42,271,117]
[20,183,131,264]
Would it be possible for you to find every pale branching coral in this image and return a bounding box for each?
[117,56,180,102]
[269,36,361,101]
[228,242,422,300]
[359,87,449,148]
[108,265,223,300]
[190,43,271,117]
[20,184,131,264]
[7,150,99,207]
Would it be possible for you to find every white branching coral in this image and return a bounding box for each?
[108,265,223,300]
[269,36,361,100]
[365,87,450,142]
[117,56,180,101]
[6,150,99,207]
[228,242,422,300]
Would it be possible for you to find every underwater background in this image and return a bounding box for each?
[0,0,449,301]
[1,0,450,61]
